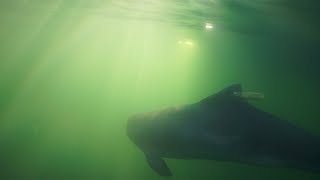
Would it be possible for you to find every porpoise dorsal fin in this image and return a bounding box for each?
[217,83,242,96]
[200,83,242,104]
[145,153,172,176]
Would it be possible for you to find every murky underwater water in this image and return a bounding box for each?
[0,0,320,179]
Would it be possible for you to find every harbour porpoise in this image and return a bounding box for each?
[126,84,320,176]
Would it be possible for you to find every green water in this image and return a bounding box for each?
[0,0,319,179]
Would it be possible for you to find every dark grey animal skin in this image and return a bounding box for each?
[127,84,320,176]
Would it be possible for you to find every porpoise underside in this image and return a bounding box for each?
[126,84,320,176]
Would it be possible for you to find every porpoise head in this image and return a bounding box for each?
[127,107,182,150]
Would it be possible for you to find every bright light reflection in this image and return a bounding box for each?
[185,41,193,46]
[205,23,214,30]
[178,39,194,47]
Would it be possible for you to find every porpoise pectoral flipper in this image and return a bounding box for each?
[145,153,172,176]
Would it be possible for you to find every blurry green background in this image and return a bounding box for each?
[0,0,319,179]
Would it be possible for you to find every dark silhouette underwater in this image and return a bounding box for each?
[127,84,320,176]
